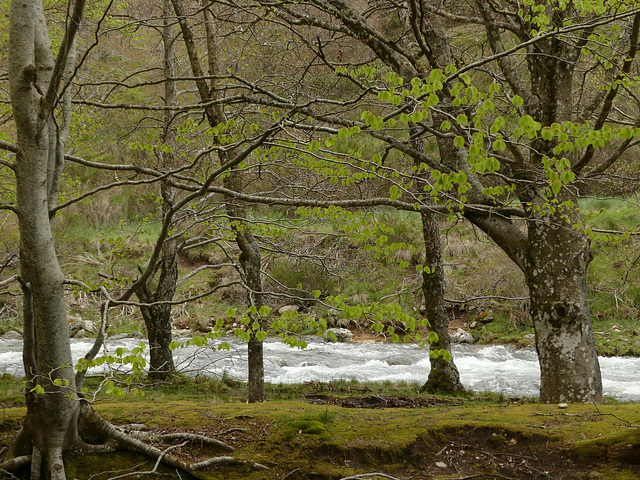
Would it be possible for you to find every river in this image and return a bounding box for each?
[0,336,638,401]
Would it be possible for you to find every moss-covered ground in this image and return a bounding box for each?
[1,376,639,480]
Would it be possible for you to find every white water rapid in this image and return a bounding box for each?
[0,336,638,401]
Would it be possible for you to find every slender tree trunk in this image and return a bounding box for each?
[419,207,464,394]
[171,0,267,401]
[134,0,179,380]
[408,128,463,393]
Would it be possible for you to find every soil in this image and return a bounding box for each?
[2,397,638,480]
[129,404,628,480]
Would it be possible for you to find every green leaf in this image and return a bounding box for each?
[512,95,524,107]
[453,136,465,148]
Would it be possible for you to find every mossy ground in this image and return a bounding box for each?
[1,377,640,480]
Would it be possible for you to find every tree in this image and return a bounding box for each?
[171,0,268,402]
[228,0,640,403]
[1,1,271,476]
[7,0,86,474]
[126,0,180,380]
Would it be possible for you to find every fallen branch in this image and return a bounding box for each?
[106,442,188,480]
[125,429,235,452]
[339,474,402,480]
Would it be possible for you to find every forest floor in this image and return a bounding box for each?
[1,376,640,480]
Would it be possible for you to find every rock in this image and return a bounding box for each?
[469,321,478,329]
[278,304,300,315]
[385,355,413,366]
[558,403,569,409]
[476,312,493,324]
[1,330,22,340]
[68,316,95,338]
[435,461,447,468]
[324,327,352,343]
[449,328,475,344]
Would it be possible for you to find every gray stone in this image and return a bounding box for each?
[109,333,131,340]
[68,316,96,337]
[449,328,475,344]
[385,355,413,366]
[324,327,353,343]
[278,304,300,315]
[1,330,22,340]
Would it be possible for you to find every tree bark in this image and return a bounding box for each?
[171,0,267,401]
[419,207,464,394]
[8,0,86,475]
[523,207,602,403]
[134,0,179,380]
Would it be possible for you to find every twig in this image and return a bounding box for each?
[190,456,268,470]
[339,474,402,480]
[105,442,188,480]
[592,404,638,427]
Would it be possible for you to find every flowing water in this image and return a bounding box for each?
[1,336,639,401]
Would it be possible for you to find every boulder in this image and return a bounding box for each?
[278,304,300,315]
[68,316,96,338]
[1,330,22,340]
[449,328,475,344]
[324,327,353,343]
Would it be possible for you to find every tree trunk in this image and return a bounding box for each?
[135,2,178,380]
[138,210,178,379]
[8,0,85,475]
[171,0,267,402]
[524,214,602,403]
[419,208,464,394]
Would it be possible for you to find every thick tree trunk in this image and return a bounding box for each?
[137,185,178,381]
[524,217,602,404]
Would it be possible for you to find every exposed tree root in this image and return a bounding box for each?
[0,404,267,480]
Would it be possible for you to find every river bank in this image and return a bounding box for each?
[1,385,639,480]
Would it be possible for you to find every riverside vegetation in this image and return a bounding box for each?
[2,195,640,478]
[2,196,640,356]
[3,0,640,477]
